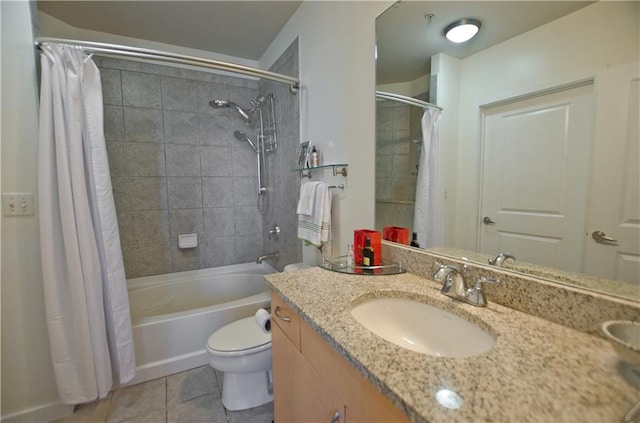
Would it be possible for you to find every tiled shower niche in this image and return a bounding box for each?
[100,41,301,278]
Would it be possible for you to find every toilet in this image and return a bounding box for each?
[206,316,272,411]
[206,263,309,411]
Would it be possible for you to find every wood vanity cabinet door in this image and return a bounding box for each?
[300,321,410,423]
[272,320,345,423]
[270,292,301,349]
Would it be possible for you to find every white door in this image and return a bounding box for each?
[479,83,594,272]
[583,61,640,285]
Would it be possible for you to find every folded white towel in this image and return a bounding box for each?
[296,181,321,215]
[297,182,332,246]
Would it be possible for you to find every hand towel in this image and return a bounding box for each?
[297,182,332,247]
[296,181,321,215]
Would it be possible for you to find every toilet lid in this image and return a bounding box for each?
[207,316,271,353]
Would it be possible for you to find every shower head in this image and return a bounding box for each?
[209,95,266,124]
[209,99,230,108]
[209,99,251,122]
[234,130,258,152]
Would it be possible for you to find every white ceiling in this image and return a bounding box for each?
[376,1,593,84]
[37,1,302,60]
[37,0,592,83]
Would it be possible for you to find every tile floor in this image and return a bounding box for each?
[52,366,274,423]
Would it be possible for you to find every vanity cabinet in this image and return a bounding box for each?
[270,292,410,423]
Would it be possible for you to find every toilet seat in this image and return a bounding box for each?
[207,316,271,357]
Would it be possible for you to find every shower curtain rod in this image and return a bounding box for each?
[35,37,300,93]
[376,91,443,111]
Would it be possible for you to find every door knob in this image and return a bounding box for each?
[483,216,495,224]
[592,231,618,245]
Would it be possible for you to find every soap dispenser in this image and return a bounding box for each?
[310,146,319,167]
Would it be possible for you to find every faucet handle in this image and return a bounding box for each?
[466,277,500,307]
[475,276,500,287]
[432,262,459,279]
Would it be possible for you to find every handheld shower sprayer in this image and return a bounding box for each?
[234,131,257,152]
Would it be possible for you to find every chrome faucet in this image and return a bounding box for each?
[488,253,516,267]
[257,252,279,264]
[432,263,500,307]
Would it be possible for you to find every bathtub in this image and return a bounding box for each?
[122,262,276,387]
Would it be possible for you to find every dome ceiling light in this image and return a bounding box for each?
[443,18,481,43]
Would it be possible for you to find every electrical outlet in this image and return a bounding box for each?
[2,193,35,216]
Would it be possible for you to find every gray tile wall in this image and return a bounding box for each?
[98,52,299,278]
[259,39,303,271]
[374,93,426,232]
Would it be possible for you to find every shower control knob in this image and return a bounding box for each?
[268,224,280,240]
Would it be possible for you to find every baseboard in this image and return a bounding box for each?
[1,401,73,423]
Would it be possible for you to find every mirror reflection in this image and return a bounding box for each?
[375,1,639,301]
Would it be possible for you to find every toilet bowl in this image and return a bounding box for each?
[206,316,272,411]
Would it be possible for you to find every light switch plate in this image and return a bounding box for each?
[2,193,35,216]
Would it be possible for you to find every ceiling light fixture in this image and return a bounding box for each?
[443,18,481,43]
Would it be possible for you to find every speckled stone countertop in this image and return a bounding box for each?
[265,267,639,423]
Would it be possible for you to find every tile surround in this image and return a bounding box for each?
[98,46,302,277]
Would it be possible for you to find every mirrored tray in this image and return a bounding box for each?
[321,256,406,276]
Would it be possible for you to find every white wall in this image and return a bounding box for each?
[376,74,429,98]
[261,1,393,264]
[1,1,73,421]
[451,1,639,249]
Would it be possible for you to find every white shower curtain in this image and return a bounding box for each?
[413,108,443,248]
[38,45,135,404]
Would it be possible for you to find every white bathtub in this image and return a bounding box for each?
[122,262,276,387]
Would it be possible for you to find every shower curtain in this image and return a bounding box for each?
[413,108,443,248]
[38,45,135,403]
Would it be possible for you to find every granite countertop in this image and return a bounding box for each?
[265,267,639,423]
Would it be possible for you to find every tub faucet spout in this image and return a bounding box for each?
[257,252,279,264]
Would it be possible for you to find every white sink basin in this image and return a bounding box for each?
[351,297,496,358]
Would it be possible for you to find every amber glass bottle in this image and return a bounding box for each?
[410,232,420,248]
[362,237,375,273]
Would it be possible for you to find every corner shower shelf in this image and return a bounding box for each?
[320,256,406,276]
[294,163,349,179]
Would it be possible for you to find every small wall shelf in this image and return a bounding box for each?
[294,163,349,179]
[320,256,406,276]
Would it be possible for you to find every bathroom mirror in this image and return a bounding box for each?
[375,1,639,302]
